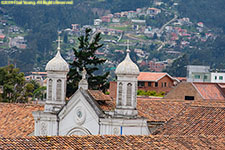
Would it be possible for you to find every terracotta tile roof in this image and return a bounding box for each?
[137,99,187,122]
[154,106,225,136]
[193,82,225,100]
[99,97,225,121]
[0,103,43,137]
[2,99,225,137]
[0,135,224,149]
[175,77,187,81]
[138,72,167,81]
[98,100,115,111]
[88,90,112,101]
[31,72,47,75]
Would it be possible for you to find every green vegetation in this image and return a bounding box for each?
[67,28,109,97]
[0,65,46,103]
[137,89,165,97]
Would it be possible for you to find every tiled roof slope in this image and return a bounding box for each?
[88,90,112,101]
[154,106,225,136]
[0,103,43,137]
[138,72,167,81]
[0,135,224,149]
[2,99,225,137]
[99,98,225,122]
[137,99,187,122]
[193,83,225,100]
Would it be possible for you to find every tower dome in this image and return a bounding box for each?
[45,36,69,72]
[115,49,140,76]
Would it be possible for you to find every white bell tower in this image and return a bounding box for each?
[45,35,69,112]
[114,41,140,117]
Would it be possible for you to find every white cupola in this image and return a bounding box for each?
[115,50,140,75]
[115,41,140,117]
[44,35,69,113]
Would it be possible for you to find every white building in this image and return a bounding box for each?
[187,65,225,83]
[94,19,102,26]
[32,38,149,136]
[211,73,225,83]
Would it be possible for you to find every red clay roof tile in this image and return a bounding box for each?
[193,83,225,100]
[0,103,43,137]
[154,106,225,136]
[138,72,167,81]
[0,135,224,149]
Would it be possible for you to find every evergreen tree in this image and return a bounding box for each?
[67,28,109,97]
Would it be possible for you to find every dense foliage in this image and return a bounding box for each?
[67,28,109,97]
[0,65,46,102]
[178,0,225,32]
[137,89,165,97]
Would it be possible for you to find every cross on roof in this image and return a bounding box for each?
[126,40,130,53]
[56,35,62,51]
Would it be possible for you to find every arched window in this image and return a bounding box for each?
[56,79,62,101]
[118,82,123,106]
[48,79,52,100]
[127,83,132,106]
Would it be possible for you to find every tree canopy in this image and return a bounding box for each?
[0,65,46,103]
[67,28,109,97]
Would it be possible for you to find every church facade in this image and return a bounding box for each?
[32,37,149,136]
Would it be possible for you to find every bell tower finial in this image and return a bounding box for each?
[56,31,62,51]
[126,40,130,53]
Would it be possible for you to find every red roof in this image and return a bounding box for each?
[138,72,169,82]
[31,72,47,75]
[0,135,224,149]
[0,103,43,137]
[154,106,225,136]
[175,77,187,81]
[0,34,5,39]
[193,83,225,100]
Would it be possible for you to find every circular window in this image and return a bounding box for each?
[74,106,86,125]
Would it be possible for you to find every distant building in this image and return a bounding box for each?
[94,19,102,26]
[187,65,225,83]
[165,82,225,101]
[25,72,47,86]
[137,72,179,93]
[127,11,136,19]
[9,36,27,49]
[149,61,166,72]
[101,16,111,23]
[112,18,120,23]
[146,8,161,15]
[71,24,79,31]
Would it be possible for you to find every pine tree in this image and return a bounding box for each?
[67,28,109,97]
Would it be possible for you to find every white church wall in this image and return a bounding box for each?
[58,91,100,135]
[100,118,149,135]
[32,111,58,136]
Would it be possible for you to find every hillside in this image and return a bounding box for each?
[0,0,225,76]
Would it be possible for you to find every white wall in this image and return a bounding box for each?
[58,91,100,135]
[100,118,149,135]
[211,73,225,83]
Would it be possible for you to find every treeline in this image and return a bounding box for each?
[1,0,151,72]
[178,0,225,32]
